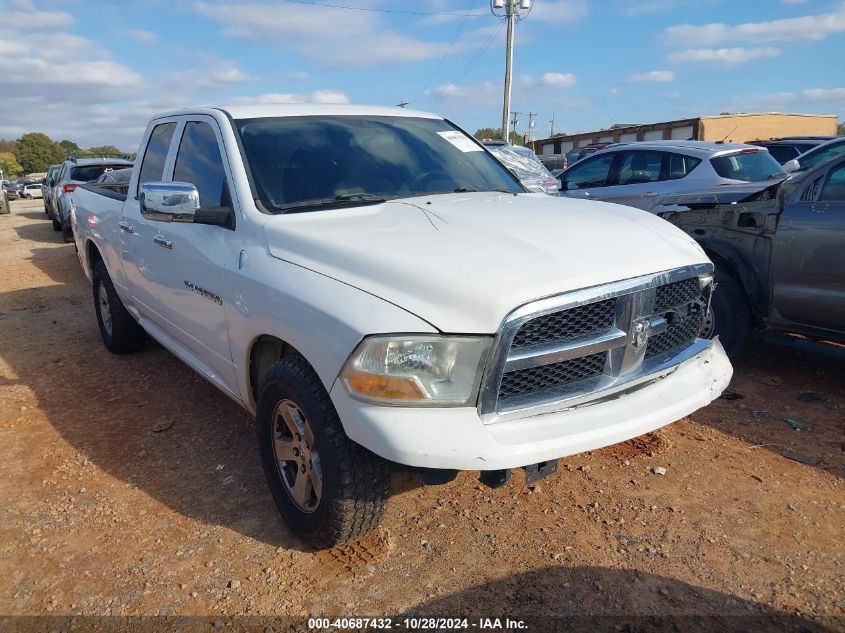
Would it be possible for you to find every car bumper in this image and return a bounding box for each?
[330,339,732,470]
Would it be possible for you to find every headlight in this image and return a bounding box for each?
[340,335,492,406]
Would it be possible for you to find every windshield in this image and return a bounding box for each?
[234,116,523,212]
[709,150,785,182]
[799,140,845,172]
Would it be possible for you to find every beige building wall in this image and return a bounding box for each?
[699,114,838,144]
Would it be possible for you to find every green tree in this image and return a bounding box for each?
[474,127,503,140]
[87,145,124,156]
[0,152,24,178]
[13,133,65,173]
[59,139,83,157]
[838,122,844,136]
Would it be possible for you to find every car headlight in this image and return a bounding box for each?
[340,335,492,406]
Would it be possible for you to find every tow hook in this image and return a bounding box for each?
[480,469,511,488]
[524,459,558,486]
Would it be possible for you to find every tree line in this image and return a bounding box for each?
[0,133,133,179]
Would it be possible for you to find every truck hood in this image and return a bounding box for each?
[263,193,710,333]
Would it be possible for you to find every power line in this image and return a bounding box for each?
[449,22,504,88]
[279,0,484,16]
[416,0,479,102]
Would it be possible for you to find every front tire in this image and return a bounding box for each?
[256,357,389,549]
[703,267,752,355]
[92,260,146,354]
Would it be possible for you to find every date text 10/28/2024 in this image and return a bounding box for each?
[308,618,529,630]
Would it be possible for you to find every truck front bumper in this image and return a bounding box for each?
[329,339,732,471]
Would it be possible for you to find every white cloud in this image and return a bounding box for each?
[0,4,73,30]
[726,87,845,113]
[530,0,589,24]
[664,2,845,46]
[625,70,675,83]
[540,72,577,88]
[128,29,158,44]
[167,60,251,90]
[782,0,810,4]
[230,90,350,105]
[667,46,782,65]
[193,1,473,67]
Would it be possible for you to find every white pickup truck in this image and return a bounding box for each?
[70,104,732,548]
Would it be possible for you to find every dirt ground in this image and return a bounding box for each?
[0,198,843,631]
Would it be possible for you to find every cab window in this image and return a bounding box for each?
[820,163,845,202]
[138,122,176,194]
[173,121,233,214]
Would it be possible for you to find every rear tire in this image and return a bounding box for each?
[92,260,146,354]
[61,216,74,243]
[704,267,752,355]
[256,357,390,549]
[51,218,61,231]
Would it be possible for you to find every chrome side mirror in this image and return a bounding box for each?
[140,181,200,222]
[783,158,800,174]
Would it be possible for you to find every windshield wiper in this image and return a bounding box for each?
[453,187,516,194]
[276,193,387,212]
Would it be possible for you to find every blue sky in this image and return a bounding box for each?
[1,0,843,150]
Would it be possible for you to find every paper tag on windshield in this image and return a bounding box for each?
[437,131,483,153]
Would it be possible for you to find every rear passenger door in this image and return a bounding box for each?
[772,158,845,334]
[591,150,667,209]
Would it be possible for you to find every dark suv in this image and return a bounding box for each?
[47,156,133,241]
[749,137,837,165]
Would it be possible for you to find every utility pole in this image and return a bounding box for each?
[509,111,521,144]
[501,1,516,142]
[549,113,555,137]
[493,0,531,143]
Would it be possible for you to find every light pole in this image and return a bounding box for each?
[492,0,531,143]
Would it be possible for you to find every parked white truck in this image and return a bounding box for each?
[70,104,732,548]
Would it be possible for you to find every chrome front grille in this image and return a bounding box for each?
[478,264,714,422]
[510,299,615,349]
[499,352,607,400]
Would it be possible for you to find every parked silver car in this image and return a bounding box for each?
[557,141,786,210]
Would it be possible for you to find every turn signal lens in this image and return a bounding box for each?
[344,371,425,401]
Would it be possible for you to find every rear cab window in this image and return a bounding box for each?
[710,149,784,182]
[70,164,131,182]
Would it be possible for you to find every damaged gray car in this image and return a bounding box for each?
[649,155,845,354]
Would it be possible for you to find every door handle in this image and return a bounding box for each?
[118,221,134,234]
[153,235,173,249]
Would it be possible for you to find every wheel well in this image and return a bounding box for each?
[87,241,103,273]
[248,336,304,406]
[704,248,760,321]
